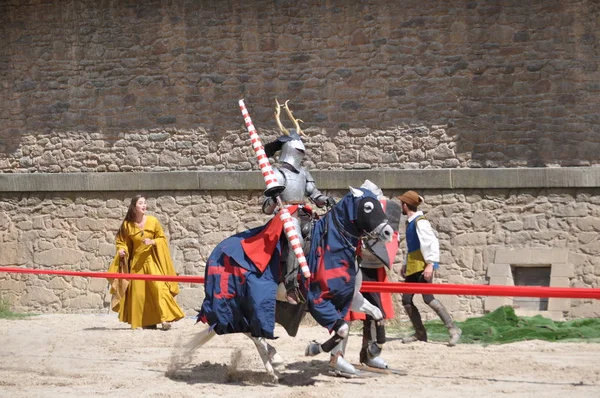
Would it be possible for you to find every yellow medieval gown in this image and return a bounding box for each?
[107,215,184,329]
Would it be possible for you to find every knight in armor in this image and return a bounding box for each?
[262,100,334,305]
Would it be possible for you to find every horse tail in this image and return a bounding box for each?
[186,326,216,350]
[167,326,216,374]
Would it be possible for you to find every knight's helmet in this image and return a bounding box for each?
[264,99,306,172]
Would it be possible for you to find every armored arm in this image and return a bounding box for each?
[262,168,286,215]
[304,169,334,208]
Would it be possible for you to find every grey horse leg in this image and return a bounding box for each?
[248,335,279,383]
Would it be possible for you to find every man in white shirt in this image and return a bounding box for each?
[398,190,461,347]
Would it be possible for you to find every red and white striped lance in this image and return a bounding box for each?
[238,99,311,278]
[239,99,280,193]
[278,206,310,278]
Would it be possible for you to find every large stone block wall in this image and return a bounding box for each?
[2,0,599,322]
[2,0,599,168]
[1,188,599,319]
[0,125,461,172]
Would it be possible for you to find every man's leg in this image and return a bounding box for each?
[401,272,427,343]
[427,298,462,347]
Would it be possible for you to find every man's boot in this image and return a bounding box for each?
[285,286,299,305]
[428,299,462,347]
[402,304,427,343]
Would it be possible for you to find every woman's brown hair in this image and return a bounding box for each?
[117,195,145,239]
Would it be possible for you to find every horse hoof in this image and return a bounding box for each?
[328,368,357,379]
[305,341,322,357]
[329,353,357,377]
[270,353,285,369]
[361,356,388,370]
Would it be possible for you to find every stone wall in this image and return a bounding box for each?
[2,0,599,321]
[1,187,599,319]
[0,125,461,172]
[2,0,599,168]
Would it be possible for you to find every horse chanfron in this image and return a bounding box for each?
[352,193,394,245]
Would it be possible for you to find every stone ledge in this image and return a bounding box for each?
[450,167,600,188]
[494,248,569,265]
[0,167,599,192]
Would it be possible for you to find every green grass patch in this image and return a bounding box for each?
[383,306,600,345]
[0,296,35,320]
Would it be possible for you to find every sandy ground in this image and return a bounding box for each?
[0,314,599,398]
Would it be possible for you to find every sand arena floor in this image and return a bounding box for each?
[1,313,599,398]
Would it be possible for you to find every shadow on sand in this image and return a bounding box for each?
[165,359,367,387]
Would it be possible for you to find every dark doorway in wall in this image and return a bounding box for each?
[512,266,551,311]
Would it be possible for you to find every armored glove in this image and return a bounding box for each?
[325,196,336,207]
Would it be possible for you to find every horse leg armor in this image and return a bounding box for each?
[263,338,285,368]
[305,286,383,356]
[304,320,357,376]
[359,316,388,369]
[329,335,356,377]
[305,319,349,355]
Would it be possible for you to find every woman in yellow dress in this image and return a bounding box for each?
[108,195,184,330]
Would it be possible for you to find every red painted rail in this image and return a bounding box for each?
[361,281,600,299]
[1,267,599,299]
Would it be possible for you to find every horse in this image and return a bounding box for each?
[182,184,394,382]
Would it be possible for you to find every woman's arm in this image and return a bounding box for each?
[116,223,130,258]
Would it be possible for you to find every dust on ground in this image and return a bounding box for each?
[1,314,599,397]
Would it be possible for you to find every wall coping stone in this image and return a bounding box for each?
[0,167,599,193]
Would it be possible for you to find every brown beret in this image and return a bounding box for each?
[398,190,423,207]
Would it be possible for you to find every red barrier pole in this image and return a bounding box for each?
[361,281,600,299]
[1,267,599,299]
[0,267,205,283]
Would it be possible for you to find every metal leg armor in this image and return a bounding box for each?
[329,332,356,376]
[428,299,462,346]
[359,316,388,369]
[350,268,383,320]
[305,319,349,356]
[304,320,357,376]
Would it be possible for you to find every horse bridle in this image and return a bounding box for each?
[328,207,390,251]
